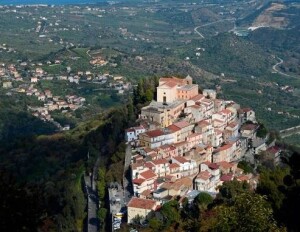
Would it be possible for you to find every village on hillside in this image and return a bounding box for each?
[118,75,282,228]
[0,62,132,130]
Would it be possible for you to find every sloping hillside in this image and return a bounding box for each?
[189,33,274,77]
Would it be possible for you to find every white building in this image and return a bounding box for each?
[125,126,146,142]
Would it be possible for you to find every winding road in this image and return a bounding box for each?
[194,18,236,39]
[272,57,291,77]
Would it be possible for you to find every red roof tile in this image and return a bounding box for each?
[140,170,157,180]
[144,162,155,169]
[208,163,219,170]
[133,178,145,185]
[215,143,234,152]
[173,121,190,129]
[159,77,186,85]
[173,156,189,164]
[140,189,152,197]
[145,129,164,138]
[169,163,180,169]
[197,171,211,180]
[237,175,250,181]
[167,124,181,132]
[227,122,238,128]
[127,197,157,210]
[191,94,205,101]
[161,81,178,88]
[152,159,169,166]
[221,174,233,182]
[217,161,234,169]
[197,120,210,126]
[241,123,258,131]
[220,109,232,115]
[266,146,281,155]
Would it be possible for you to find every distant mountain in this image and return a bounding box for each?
[0,0,105,5]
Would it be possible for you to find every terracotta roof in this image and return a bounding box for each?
[241,123,258,131]
[159,144,176,151]
[140,170,157,180]
[149,153,158,159]
[217,161,234,169]
[237,175,250,182]
[152,159,169,166]
[169,163,180,169]
[214,143,234,153]
[173,156,189,164]
[144,162,155,169]
[160,144,171,150]
[173,120,190,129]
[191,94,205,101]
[174,141,188,147]
[227,122,238,128]
[197,120,210,126]
[148,151,157,156]
[197,171,211,180]
[161,81,178,88]
[266,146,281,155]
[213,119,225,124]
[200,98,212,104]
[207,162,219,170]
[161,177,193,191]
[167,124,181,132]
[140,189,152,197]
[133,178,145,185]
[143,147,154,153]
[190,105,201,109]
[145,129,164,138]
[135,155,144,161]
[202,161,219,170]
[127,197,157,210]
[220,109,232,115]
[221,174,233,182]
[159,77,186,85]
[131,162,144,170]
[214,99,223,103]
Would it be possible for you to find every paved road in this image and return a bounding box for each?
[194,18,235,39]
[85,175,99,232]
[280,125,300,138]
[272,57,299,78]
[123,144,134,203]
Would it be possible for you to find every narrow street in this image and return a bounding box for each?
[123,144,133,204]
[84,175,99,232]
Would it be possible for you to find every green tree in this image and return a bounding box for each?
[217,179,250,204]
[98,208,107,225]
[257,123,268,138]
[160,200,180,226]
[214,192,282,232]
[238,160,253,174]
[97,168,106,200]
[256,167,289,211]
[149,218,163,231]
[145,89,154,102]
[195,192,213,210]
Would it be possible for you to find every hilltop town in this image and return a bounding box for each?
[120,76,281,227]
